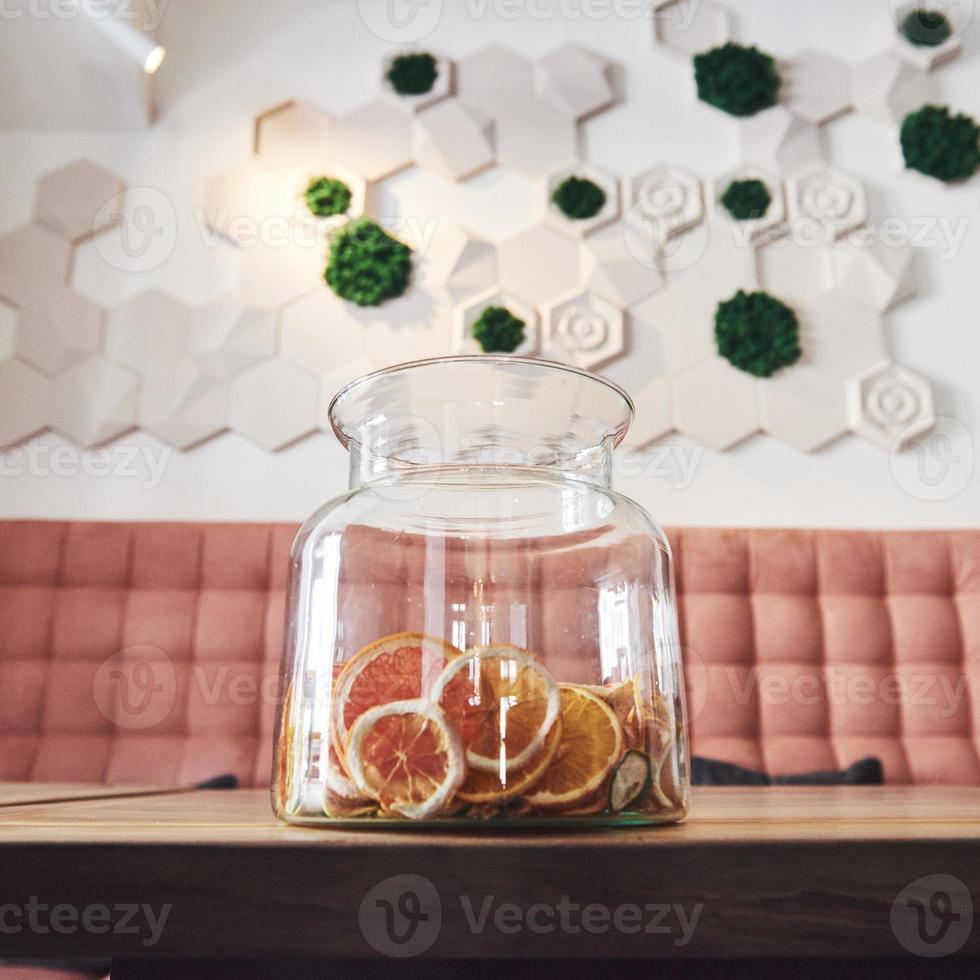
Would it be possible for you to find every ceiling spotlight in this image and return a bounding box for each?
[70,1,166,75]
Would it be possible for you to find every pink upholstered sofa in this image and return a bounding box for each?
[1,520,978,787]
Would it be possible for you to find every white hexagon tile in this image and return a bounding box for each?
[34,160,126,244]
[542,291,625,370]
[848,362,936,449]
[48,356,139,447]
[454,289,538,358]
[228,358,319,451]
[0,28,957,458]
[413,99,495,182]
[0,359,51,448]
[254,101,335,177]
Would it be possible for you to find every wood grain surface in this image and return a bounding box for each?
[0,785,977,961]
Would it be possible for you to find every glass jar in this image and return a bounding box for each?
[273,356,689,827]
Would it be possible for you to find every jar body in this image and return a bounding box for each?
[274,465,689,827]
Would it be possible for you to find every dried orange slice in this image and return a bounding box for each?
[432,645,560,774]
[524,684,623,811]
[456,719,562,804]
[331,632,462,766]
[345,698,465,819]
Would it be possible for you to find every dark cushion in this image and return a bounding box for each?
[692,755,884,786]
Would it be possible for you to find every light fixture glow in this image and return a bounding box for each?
[143,44,166,75]
[70,0,165,75]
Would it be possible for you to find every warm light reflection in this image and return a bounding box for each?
[143,45,166,75]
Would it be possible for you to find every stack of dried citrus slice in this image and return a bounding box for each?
[321,631,678,821]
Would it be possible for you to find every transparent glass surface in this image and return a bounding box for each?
[273,356,689,827]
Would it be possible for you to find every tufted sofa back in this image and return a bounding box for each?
[0,521,977,786]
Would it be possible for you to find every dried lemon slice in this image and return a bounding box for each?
[524,684,623,811]
[344,698,465,819]
[432,645,561,774]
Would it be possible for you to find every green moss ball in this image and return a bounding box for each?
[900,9,952,46]
[551,176,607,220]
[387,52,439,96]
[715,289,801,378]
[694,43,780,118]
[304,177,352,218]
[720,179,772,221]
[472,305,525,353]
[900,105,980,182]
[325,218,412,307]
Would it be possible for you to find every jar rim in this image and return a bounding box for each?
[327,355,636,450]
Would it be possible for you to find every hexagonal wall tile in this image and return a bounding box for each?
[581,225,665,307]
[139,359,228,450]
[833,236,914,311]
[202,160,298,247]
[496,100,578,179]
[761,366,848,452]
[254,101,335,177]
[848,361,935,449]
[735,106,824,176]
[894,8,963,71]
[654,0,733,57]
[631,223,759,374]
[239,237,325,309]
[190,293,277,380]
[382,53,453,112]
[334,100,414,182]
[228,358,319,450]
[673,357,761,451]
[0,224,71,306]
[621,378,672,451]
[425,224,496,304]
[106,290,193,375]
[0,302,15,358]
[363,292,451,368]
[798,293,886,384]
[545,163,620,240]
[781,50,852,124]
[711,164,787,246]
[628,165,704,251]
[453,289,538,357]
[48,356,139,447]
[851,52,938,127]
[15,287,104,375]
[543,291,624,370]
[757,239,835,307]
[413,99,494,182]
[34,160,126,243]
[498,224,583,308]
[0,360,50,448]
[458,45,534,115]
[787,164,867,242]
[280,290,371,374]
[535,45,614,119]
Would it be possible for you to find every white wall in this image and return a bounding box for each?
[0,0,977,527]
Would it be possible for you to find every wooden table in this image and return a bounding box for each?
[0,785,977,974]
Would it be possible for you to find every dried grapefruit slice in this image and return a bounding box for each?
[331,632,462,766]
[456,719,562,804]
[345,698,465,819]
[432,645,560,774]
[524,684,623,812]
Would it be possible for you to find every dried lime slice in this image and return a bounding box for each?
[609,749,652,812]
